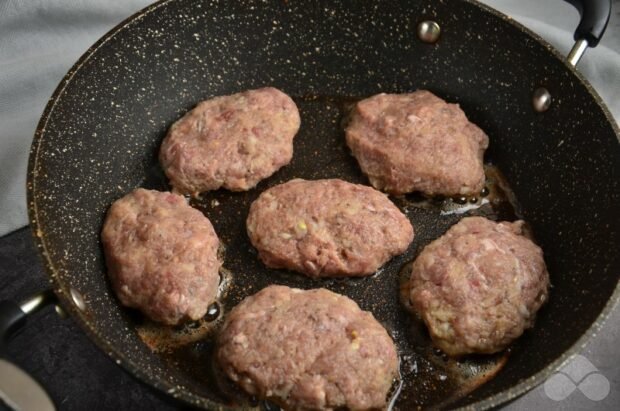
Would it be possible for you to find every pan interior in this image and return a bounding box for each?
[28,0,620,409]
[134,95,519,409]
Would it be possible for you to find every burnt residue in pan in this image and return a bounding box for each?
[132,96,525,409]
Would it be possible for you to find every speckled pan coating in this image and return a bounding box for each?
[26,0,620,410]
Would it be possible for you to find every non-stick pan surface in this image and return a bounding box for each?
[27,0,620,409]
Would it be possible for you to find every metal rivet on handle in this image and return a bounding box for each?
[417,21,441,44]
[533,87,552,112]
[70,288,86,311]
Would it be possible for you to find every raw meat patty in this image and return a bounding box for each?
[345,90,489,196]
[101,188,221,325]
[159,87,300,195]
[408,216,549,356]
[217,285,399,410]
[246,179,414,278]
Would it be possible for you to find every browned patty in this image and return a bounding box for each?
[217,285,399,410]
[101,189,221,325]
[246,179,414,278]
[159,87,300,195]
[408,216,549,356]
[345,90,489,196]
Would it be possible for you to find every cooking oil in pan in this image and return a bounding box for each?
[132,94,527,409]
[398,261,510,408]
[395,164,522,222]
[136,269,232,353]
[136,301,221,353]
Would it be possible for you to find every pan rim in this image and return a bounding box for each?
[26,0,620,409]
[464,0,620,137]
[26,0,233,409]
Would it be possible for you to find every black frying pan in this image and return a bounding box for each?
[1,0,619,409]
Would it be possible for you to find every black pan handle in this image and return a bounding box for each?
[0,291,57,411]
[564,0,612,65]
[0,301,26,355]
[0,291,56,353]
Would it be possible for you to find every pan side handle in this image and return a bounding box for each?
[564,0,612,66]
[0,291,57,410]
[0,290,56,352]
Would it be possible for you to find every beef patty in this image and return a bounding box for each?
[408,216,549,356]
[216,285,399,410]
[101,188,221,325]
[345,90,488,196]
[160,87,300,195]
[246,178,414,278]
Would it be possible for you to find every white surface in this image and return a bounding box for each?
[0,0,152,236]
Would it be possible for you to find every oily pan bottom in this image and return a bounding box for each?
[135,95,520,409]
[27,0,620,410]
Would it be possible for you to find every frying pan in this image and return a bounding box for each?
[1,0,619,409]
